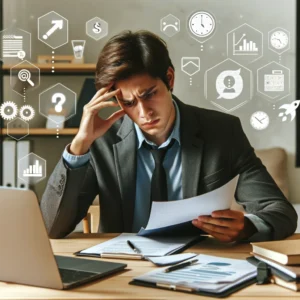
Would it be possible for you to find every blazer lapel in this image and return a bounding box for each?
[113,115,137,232]
[174,96,204,199]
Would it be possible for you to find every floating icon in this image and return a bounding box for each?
[43,20,63,40]
[17,50,26,60]
[2,34,24,58]
[188,11,215,38]
[160,14,180,37]
[264,70,284,92]
[18,69,35,86]
[278,100,300,122]
[216,69,243,100]
[52,93,66,113]
[270,30,289,50]
[0,101,18,120]
[162,21,179,32]
[18,153,46,184]
[181,57,200,76]
[23,160,43,177]
[93,22,102,34]
[86,17,108,41]
[233,32,258,55]
[71,40,86,59]
[250,111,270,130]
[19,105,35,121]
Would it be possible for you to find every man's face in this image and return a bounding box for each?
[114,68,175,145]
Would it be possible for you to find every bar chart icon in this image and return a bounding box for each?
[23,160,42,177]
[233,33,258,55]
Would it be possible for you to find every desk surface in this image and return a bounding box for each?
[1,233,300,300]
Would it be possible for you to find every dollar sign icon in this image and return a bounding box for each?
[93,22,102,34]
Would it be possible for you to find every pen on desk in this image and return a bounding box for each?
[127,240,142,254]
[164,259,198,273]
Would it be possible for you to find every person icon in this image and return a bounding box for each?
[223,75,236,93]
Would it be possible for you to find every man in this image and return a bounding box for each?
[40,30,297,242]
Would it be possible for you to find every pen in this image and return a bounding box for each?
[164,259,198,273]
[127,240,142,254]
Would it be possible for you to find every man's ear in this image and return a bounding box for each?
[166,66,175,91]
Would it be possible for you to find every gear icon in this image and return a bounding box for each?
[0,101,18,120]
[19,105,35,121]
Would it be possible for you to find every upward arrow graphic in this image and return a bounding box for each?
[43,20,63,40]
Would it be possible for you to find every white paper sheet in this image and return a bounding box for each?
[146,253,197,266]
[145,176,239,230]
[79,233,199,257]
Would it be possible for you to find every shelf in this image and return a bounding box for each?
[1,128,78,136]
[1,63,96,75]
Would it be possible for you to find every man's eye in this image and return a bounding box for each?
[124,101,135,107]
[146,91,156,99]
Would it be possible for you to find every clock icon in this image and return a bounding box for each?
[270,31,289,50]
[250,111,270,130]
[188,11,216,38]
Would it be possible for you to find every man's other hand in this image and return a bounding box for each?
[192,209,257,242]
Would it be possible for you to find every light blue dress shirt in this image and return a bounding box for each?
[63,100,272,241]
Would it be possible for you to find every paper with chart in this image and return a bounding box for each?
[141,176,239,231]
[133,254,257,293]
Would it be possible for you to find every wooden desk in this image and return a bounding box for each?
[0,233,299,300]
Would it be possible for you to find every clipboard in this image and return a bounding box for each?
[129,276,257,298]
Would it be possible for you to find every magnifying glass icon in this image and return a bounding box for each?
[18,69,35,87]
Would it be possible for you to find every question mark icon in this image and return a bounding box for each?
[51,93,66,113]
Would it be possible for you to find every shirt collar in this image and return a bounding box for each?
[134,99,181,149]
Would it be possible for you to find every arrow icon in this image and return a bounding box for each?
[43,20,63,40]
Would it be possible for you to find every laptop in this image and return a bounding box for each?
[0,187,127,289]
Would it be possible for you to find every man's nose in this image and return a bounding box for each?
[138,102,153,118]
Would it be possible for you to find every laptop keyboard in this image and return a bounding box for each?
[59,268,98,285]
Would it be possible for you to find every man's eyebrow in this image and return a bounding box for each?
[119,85,157,102]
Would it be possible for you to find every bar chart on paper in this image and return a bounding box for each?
[233,32,258,55]
[23,160,43,177]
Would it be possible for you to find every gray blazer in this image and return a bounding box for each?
[40,96,298,239]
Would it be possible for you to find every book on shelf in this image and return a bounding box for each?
[251,240,300,265]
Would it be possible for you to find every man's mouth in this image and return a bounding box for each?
[142,119,159,127]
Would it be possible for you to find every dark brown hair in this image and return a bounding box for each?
[95,30,174,91]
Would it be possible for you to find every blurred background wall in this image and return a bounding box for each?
[2,0,299,203]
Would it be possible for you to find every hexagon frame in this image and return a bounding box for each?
[38,11,69,49]
[10,60,40,96]
[204,58,253,112]
[268,27,290,55]
[160,14,180,37]
[86,17,108,41]
[227,23,263,64]
[18,152,47,184]
[39,83,77,124]
[257,61,290,102]
[7,117,29,141]
[0,28,31,61]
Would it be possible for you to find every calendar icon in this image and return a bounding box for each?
[264,70,284,92]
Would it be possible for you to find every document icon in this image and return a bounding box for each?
[181,57,200,76]
[2,34,24,58]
